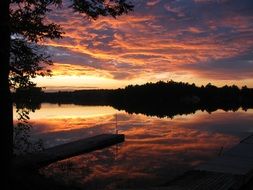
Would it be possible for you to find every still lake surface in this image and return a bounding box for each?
[14,103,253,189]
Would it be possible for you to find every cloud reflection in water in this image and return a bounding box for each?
[15,104,253,189]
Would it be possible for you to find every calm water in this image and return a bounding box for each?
[14,104,253,189]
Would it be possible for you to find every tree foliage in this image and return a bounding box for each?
[9,0,133,89]
[8,0,133,155]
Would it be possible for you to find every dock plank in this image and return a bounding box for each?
[14,134,125,169]
[196,156,253,175]
[241,135,253,144]
[159,133,253,190]
[224,143,253,159]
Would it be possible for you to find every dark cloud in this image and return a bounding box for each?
[181,50,253,80]
[42,0,253,88]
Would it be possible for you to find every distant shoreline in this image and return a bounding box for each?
[13,81,253,118]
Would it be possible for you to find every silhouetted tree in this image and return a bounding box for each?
[0,0,133,188]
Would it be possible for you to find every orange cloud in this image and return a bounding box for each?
[35,0,253,90]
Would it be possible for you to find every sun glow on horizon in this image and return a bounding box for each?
[33,75,127,91]
[33,74,253,91]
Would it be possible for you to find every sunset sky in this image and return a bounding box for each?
[35,0,253,91]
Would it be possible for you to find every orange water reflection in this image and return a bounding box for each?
[14,104,253,189]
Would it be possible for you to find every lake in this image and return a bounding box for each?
[14,103,253,189]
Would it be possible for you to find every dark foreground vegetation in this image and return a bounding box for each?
[14,81,253,118]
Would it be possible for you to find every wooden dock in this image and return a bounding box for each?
[13,133,253,190]
[156,134,253,190]
[14,134,125,169]
[121,134,253,190]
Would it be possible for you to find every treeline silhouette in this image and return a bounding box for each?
[13,81,253,118]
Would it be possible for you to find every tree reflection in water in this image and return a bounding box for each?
[14,98,43,155]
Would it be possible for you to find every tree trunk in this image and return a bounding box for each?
[0,0,13,188]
